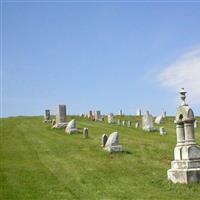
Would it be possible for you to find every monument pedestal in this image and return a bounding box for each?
[168,144,200,184]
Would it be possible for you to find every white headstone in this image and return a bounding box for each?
[104,132,123,152]
[155,115,163,124]
[142,111,154,132]
[65,119,78,134]
[136,109,142,116]
[117,119,121,126]
[160,127,166,135]
[135,122,140,128]
[83,128,89,138]
[127,121,131,127]
[108,113,114,124]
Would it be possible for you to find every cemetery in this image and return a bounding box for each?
[1,90,200,199]
[2,0,200,198]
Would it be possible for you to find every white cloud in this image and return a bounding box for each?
[158,48,200,104]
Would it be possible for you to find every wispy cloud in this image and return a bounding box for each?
[158,48,200,104]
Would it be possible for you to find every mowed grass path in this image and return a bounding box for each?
[1,116,200,200]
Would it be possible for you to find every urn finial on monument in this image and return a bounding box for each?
[180,88,187,106]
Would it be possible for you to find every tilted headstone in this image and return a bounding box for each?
[104,132,123,152]
[142,111,155,132]
[160,127,166,135]
[52,119,56,125]
[83,128,89,138]
[65,119,78,134]
[43,109,51,123]
[155,115,163,124]
[167,88,200,184]
[101,134,108,147]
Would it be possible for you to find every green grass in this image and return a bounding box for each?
[1,116,200,200]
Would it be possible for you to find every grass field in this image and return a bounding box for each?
[1,116,200,200]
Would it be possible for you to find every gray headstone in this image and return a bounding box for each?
[102,134,108,147]
[83,128,89,138]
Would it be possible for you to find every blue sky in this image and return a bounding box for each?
[1,1,200,117]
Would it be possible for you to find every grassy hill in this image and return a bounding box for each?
[1,116,200,200]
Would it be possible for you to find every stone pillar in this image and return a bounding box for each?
[184,121,196,145]
[176,123,185,146]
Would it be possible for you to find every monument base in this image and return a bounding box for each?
[104,145,123,153]
[167,167,200,184]
[52,122,68,129]
[66,128,78,134]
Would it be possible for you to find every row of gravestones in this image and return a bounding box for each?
[43,89,200,184]
[43,106,122,149]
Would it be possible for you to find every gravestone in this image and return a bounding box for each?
[127,121,132,127]
[43,109,51,123]
[95,110,101,121]
[108,113,114,124]
[122,121,126,126]
[135,122,140,128]
[119,109,123,116]
[52,119,56,125]
[101,134,108,147]
[104,132,123,152]
[155,115,163,124]
[167,88,200,184]
[65,119,78,134]
[83,128,89,138]
[117,119,121,126]
[88,110,93,119]
[194,120,198,128]
[162,111,167,118]
[52,105,68,128]
[160,127,166,135]
[142,111,155,132]
[136,109,142,116]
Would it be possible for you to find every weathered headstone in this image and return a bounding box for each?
[95,110,101,121]
[108,113,114,124]
[160,127,166,135]
[101,134,108,147]
[83,128,89,138]
[155,115,163,124]
[135,122,140,128]
[117,119,121,126]
[142,111,154,132]
[52,119,56,125]
[104,132,123,152]
[43,109,51,123]
[127,121,132,127]
[194,120,198,128]
[52,105,68,128]
[122,121,126,126]
[167,88,200,184]
[119,109,123,116]
[65,119,78,134]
